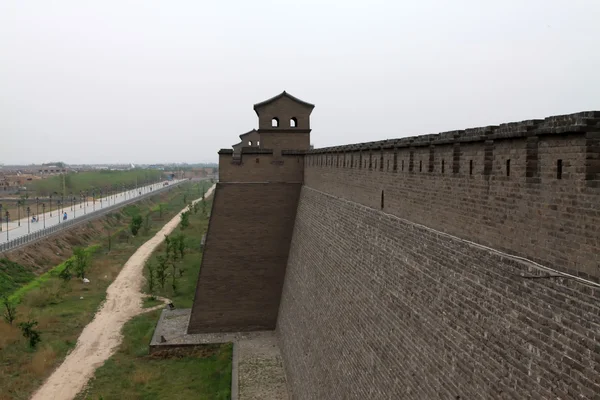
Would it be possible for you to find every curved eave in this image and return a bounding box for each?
[253,91,315,116]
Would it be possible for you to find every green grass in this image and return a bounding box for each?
[141,296,162,309]
[0,259,35,297]
[25,169,164,197]
[76,311,232,400]
[143,193,214,308]
[6,245,100,304]
[0,182,210,400]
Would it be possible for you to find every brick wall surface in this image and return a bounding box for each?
[219,153,304,183]
[188,182,301,333]
[304,128,600,281]
[277,186,600,399]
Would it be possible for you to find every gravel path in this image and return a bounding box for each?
[29,185,215,400]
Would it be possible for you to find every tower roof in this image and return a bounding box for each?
[253,91,315,116]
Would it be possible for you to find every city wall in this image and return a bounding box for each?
[277,111,600,399]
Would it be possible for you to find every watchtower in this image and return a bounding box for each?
[188,92,314,333]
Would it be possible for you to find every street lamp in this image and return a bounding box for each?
[0,204,2,232]
[57,201,61,223]
[100,189,103,208]
[36,197,39,218]
[73,197,76,217]
[92,189,96,211]
[70,192,73,210]
[5,211,9,240]
[42,203,46,228]
[49,194,53,217]
[27,206,30,234]
[17,201,21,227]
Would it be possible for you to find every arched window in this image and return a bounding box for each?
[272,118,279,127]
[257,141,260,146]
[248,141,253,146]
[290,117,297,128]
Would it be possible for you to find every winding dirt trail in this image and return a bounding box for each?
[30,185,215,400]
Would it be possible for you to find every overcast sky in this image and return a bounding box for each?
[1,0,598,165]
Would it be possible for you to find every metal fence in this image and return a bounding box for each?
[0,180,188,253]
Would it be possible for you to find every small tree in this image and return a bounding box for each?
[164,234,172,259]
[202,199,207,215]
[19,319,41,348]
[180,211,190,229]
[158,203,165,219]
[156,255,169,289]
[193,201,200,214]
[177,234,186,259]
[171,261,178,294]
[146,260,156,294]
[59,259,74,282]
[2,296,17,325]
[73,247,90,280]
[143,213,151,235]
[130,215,143,236]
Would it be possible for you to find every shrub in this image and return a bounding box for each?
[19,319,41,348]
[130,215,143,236]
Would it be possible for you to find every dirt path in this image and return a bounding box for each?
[30,185,215,400]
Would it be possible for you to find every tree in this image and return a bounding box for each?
[171,259,179,294]
[143,213,151,235]
[158,203,165,219]
[177,234,186,259]
[164,234,172,259]
[202,199,207,215]
[73,247,90,280]
[19,319,41,348]
[146,260,156,294]
[2,296,17,325]
[105,226,112,252]
[156,255,169,289]
[193,201,200,214]
[130,215,143,236]
[59,259,74,282]
[180,211,190,229]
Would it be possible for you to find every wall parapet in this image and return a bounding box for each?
[308,111,600,153]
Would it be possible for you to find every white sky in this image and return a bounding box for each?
[1,0,599,164]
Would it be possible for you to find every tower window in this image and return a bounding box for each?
[290,117,297,128]
[257,141,260,146]
[272,117,279,127]
[557,159,563,179]
[248,141,253,146]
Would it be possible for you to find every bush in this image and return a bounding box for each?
[130,215,143,236]
[19,319,41,348]
[2,296,17,325]
[180,211,190,229]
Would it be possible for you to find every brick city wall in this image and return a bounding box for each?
[302,111,600,281]
[188,182,301,333]
[277,186,600,399]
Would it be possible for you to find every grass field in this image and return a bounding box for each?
[76,187,233,400]
[75,311,232,400]
[25,169,165,197]
[0,181,212,400]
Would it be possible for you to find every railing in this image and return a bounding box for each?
[0,180,189,253]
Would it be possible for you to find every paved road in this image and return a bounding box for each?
[0,180,185,244]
